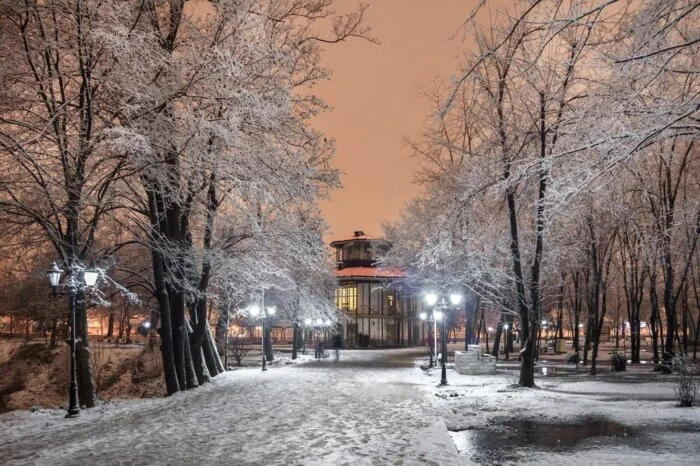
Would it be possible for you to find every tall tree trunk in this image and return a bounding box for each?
[649,271,661,366]
[571,272,582,352]
[50,317,58,348]
[681,284,689,355]
[490,312,504,359]
[106,311,115,340]
[184,319,201,387]
[292,323,299,360]
[556,280,565,340]
[264,324,274,362]
[75,296,96,407]
[583,319,592,365]
[203,323,223,375]
[215,301,230,356]
[149,189,179,395]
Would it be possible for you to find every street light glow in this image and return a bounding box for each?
[425,293,438,306]
[47,261,63,287]
[249,305,261,317]
[434,310,443,320]
[449,293,462,305]
[83,269,99,287]
[304,318,311,326]
[419,312,427,321]
[266,306,276,316]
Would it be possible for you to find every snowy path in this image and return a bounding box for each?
[3,348,700,465]
[0,349,465,466]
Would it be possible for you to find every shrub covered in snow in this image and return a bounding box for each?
[611,353,627,372]
[672,357,697,407]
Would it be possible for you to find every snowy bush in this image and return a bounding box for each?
[90,343,112,395]
[611,353,627,372]
[130,347,163,384]
[226,336,250,368]
[672,357,697,407]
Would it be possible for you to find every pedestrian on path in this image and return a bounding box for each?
[332,331,342,361]
[315,337,324,359]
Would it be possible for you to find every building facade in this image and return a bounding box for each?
[332,231,424,348]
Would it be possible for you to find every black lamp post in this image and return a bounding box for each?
[249,302,275,371]
[47,261,98,418]
[419,312,434,367]
[424,292,462,386]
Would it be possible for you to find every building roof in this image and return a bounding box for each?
[334,266,406,280]
[330,230,380,247]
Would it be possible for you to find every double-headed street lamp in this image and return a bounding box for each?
[424,292,462,386]
[248,304,275,371]
[47,261,99,418]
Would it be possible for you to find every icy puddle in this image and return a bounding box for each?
[449,418,633,463]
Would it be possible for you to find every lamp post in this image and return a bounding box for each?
[304,318,312,354]
[47,261,98,418]
[419,312,434,367]
[425,292,462,386]
[249,303,275,371]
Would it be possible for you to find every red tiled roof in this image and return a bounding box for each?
[334,266,405,279]
[329,231,380,247]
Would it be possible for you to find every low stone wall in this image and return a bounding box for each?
[455,345,497,375]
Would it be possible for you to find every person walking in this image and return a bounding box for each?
[315,336,323,359]
[331,331,342,361]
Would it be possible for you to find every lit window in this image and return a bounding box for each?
[335,285,357,312]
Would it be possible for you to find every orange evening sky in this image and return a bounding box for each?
[313,0,481,240]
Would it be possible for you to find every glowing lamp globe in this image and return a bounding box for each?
[47,262,63,287]
[83,269,99,287]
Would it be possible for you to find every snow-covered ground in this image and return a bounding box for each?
[1,348,698,465]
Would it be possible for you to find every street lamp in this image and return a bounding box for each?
[47,261,99,418]
[249,304,276,371]
[424,292,462,386]
[419,311,433,367]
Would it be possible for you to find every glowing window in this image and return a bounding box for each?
[335,285,357,312]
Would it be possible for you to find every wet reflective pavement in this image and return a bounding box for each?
[450,418,633,463]
[448,416,700,464]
